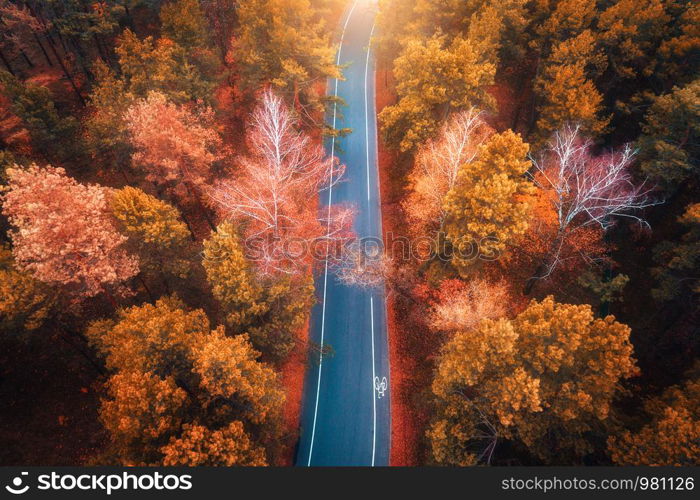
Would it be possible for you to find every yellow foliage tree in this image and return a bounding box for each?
[161,422,267,466]
[160,0,209,50]
[404,108,492,239]
[443,130,534,274]
[0,245,53,332]
[99,371,188,464]
[202,223,314,359]
[429,296,638,464]
[379,34,496,152]
[535,31,610,140]
[609,365,700,465]
[87,296,284,465]
[532,0,597,51]
[597,0,671,81]
[111,186,193,281]
[230,0,339,111]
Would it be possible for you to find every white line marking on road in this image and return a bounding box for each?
[364,23,376,203]
[307,0,359,467]
[370,295,377,466]
[365,19,378,467]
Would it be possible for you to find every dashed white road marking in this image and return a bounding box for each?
[364,23,376,203]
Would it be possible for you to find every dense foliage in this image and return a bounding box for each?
[378,0,700,465]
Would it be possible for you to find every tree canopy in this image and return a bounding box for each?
[430,296,637,465]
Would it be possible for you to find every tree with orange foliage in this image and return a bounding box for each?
[444,129,534,274]
[608,364,700,465]
[534,31,610,141]
[510,184,607,294]
[161,422,267,466]
[1,164,138,302]
[125,91,223,229]
[87,296,284,465]
[429,296,638,465]
[209,90,353,276]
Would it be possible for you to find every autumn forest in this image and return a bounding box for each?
[0,0,698,467]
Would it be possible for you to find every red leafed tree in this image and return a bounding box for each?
[404,108,492,238]
[1,164,139,301]
[125,91,223,228]
[209,89,352,276]
[523,124,658,293]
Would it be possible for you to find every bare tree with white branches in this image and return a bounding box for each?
[209,89,353,276]
[334,240,393,289]
[524,124,660,293]
[404,108,492,237]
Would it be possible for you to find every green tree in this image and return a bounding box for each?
[652,203,700,304]
[638,79,700,191]
[84,62,133,177]
[0,71,84,168]
[230,0,339,112]
[0,245,53,333]
[443,130,534,274]
[429,296,638,465]
[113,29,215,104]
[160,0,210,50]
[110,186,194,282]
[202,223,315,360]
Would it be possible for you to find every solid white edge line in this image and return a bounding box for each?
[370,35,391,460]
[370,296,376,466]
[364,20,378,467]
[307,0,359,467]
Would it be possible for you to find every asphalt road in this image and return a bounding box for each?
[296,0,390,466]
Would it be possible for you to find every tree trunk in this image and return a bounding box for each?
[57,328,105,375]
[176,201,199,241]
[44,39,85,105]
[138,275,155,302]
[523,263,546,295]
[103,289,118,309]
[19,48,34,68]
[0,49,15,76]
[32,31,53,66]
[524,230,564,295]
[186,181,216,231]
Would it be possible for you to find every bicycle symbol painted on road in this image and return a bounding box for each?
[374,376,387,399]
